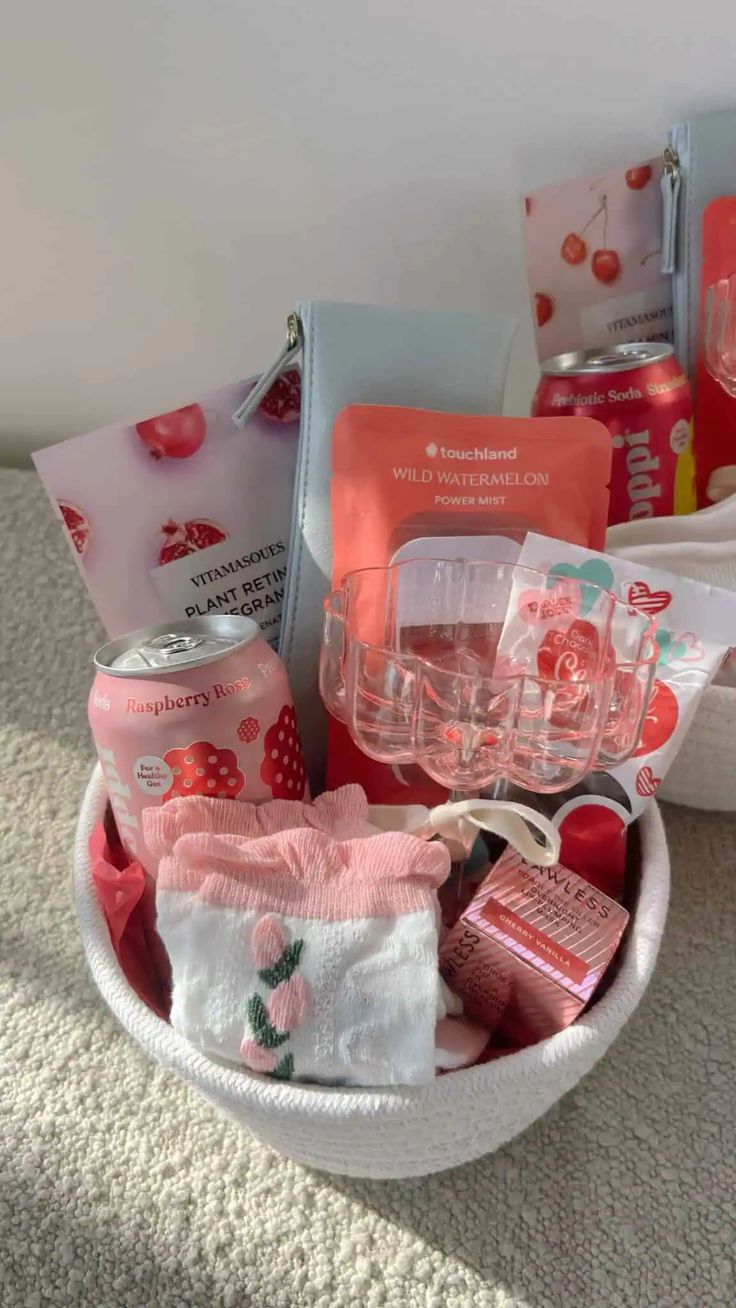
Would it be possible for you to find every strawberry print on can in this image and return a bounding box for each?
[163,741,245,799]
[88,615,304,876]
[260,705,307,800]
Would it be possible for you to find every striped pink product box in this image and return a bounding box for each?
[439,849,629,1046]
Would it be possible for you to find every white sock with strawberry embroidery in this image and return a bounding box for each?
[145,811,468,1086]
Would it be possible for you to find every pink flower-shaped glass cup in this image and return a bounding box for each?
[320,559,657,796]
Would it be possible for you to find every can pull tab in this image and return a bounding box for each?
[232,312,303,427]
[139,633,205,665]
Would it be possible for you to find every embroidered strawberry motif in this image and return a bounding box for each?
[251,914,287,970]
[162,741,245,800]
[268,975,310,1030]
[260,705,307,799]
[237,715,260,743]
[241,917,309,1081]
[238,1040,278,1073]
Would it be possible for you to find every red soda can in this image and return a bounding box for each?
[532,344,695,525]
[88,615,307,874]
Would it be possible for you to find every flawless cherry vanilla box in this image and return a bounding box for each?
[32,372,301,648]
[439,849,629,1046]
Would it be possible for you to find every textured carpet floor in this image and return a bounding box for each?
[1,468,735,1308]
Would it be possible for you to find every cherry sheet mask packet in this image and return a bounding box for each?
[32,373,301,648]
[439,848,629,1045]
[522,156,673,360]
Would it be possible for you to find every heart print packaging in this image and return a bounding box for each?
[509,532,736,894]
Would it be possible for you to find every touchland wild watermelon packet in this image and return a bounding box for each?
[327,406,612,800]
[33,371,301,648]
[509,531,736,897]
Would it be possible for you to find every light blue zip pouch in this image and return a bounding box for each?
[235,300,516,786]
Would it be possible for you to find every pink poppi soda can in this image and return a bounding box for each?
[88,615,307,875]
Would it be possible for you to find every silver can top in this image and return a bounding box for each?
[93,615,260,677]
[540,342,674,376]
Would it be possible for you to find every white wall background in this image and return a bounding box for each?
[2,0,734,462]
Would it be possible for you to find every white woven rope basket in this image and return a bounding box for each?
[74,764,670,1179]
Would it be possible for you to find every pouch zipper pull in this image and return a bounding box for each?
[232,312,303,426]
[660,145,681,275]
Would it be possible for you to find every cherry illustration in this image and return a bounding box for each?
[625,164,652,190]
[592,249,621,284]
[560,192,622,284]
[589,192,621,284]
[534,292,554,327]
[560,232,587,265]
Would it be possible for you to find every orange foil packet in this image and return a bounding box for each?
[328,406,611,801]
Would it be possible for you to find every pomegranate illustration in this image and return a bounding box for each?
[258,369,301,423]
[534,293,554,327]
[58,500,90,556]
[158,519,228,565]
[136,404,207,460]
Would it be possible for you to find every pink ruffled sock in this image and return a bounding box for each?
[146,807,460,1085]
[145,784,372,861]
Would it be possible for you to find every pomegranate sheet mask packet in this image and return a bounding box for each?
[439,847,628,1046]
[508,532,736,888]
[523,156,673,360]
[32,373,301,647]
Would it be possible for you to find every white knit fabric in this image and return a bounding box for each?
[75,764,670,1179]
[157,897,442,1086]
[606,491,736,549]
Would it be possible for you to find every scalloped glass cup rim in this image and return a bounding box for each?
[320,559,658,787]
[322,558,658,686]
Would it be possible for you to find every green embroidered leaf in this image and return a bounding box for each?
[271,1052,294,1081]
[257,939,304,990]
[246,993,289,1049]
